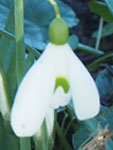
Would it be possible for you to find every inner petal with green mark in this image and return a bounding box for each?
[54,77,70,93]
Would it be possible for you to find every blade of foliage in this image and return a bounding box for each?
[72,124,90,149]
[0,3,15,72]
[92,22,113,38]
[0,3,18,102]
[0,28,40,58]
[55,121,72,150]
[0,115,19,150]
[104,0,113,17]
[89,1,113,22]
[14,0,25,85]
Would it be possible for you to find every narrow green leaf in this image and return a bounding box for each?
[14,0,25,85]
[0,3,15,72]
[0,28,40,58]
[7,50,17,101]
[55,121,72,150]
[0,115,19,150]
[89,1,113,22]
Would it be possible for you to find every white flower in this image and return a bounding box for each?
[11,42,100,137]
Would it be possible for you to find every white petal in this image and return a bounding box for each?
[11,43,55,137]
[47,43,69,78]
[52,87,71,109]
[46,43,72,108]
[66,44,100,120]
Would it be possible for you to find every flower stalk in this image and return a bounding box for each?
[47,0,61,18]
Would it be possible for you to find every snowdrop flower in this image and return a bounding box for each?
[11,18,100,137]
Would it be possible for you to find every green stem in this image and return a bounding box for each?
[19,138,31,150]
[47,0,61,18]
[87,53,113,72]
[14,0,25,85]
[55,121,72,150]
[95,18,103,50]
[78,43,104,55]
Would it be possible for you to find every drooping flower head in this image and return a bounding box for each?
[10,1,100,137]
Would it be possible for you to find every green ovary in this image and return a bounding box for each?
[54,77,70,93]
[49,18,69,45]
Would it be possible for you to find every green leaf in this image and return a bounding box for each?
[89,1,113,22]
[0,3,15,72]
[0,115,19,150]
[68,35,79,50]
[96,68,113,97]
[14,0,25,85]
[72,124,90,149]
[93,22,113,38]
[0,0,79,50]
[104,0,113,17]
[73,107,113,149]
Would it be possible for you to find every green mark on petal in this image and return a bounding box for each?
[54,77,70,93]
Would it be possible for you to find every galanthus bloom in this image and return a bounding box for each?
[11,42,100,137]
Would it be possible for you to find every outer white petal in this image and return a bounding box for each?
[52,87,71,109]
[66,44,100,120]
[11,43,55,137]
